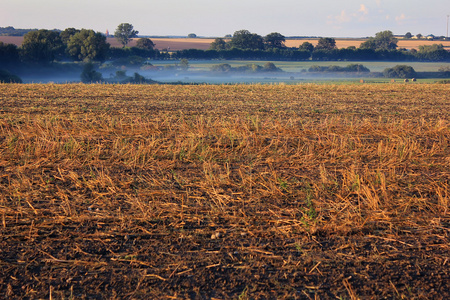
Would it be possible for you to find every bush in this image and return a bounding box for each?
[0,69,22,83]
[263,62,281,72]
[308,64,370,73]
[345,64,370,72]
[81,63,103,83]
[211,64,232,72]
[383,65,416,78]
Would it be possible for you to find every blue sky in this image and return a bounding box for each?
[2,0,449,37]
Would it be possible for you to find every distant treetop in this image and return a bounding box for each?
[114,23,139,47]
[0,26,39,36]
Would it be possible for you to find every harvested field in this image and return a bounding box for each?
[286,38,450,50]
[106,37,216,51]
[0,83,449,299]
[3,36,450,50]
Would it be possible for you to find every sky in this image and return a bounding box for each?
[1,0,449,37]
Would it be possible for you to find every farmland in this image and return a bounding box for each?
[0,83,449,299]
[2,36,450,51]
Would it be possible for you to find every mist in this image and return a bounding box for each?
[10,60,381,84]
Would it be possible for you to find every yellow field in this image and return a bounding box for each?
[110,37,450,50]
[2,35,450,50]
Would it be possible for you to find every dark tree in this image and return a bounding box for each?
[136,38,155,50]
[80,62,103,83]
[417,44,449,61]
[298,41,314,52]
[67,29,109,62]
[315,38,336,50]
[180,59,189,70]
[187,33,197,38]
[230,30,264,50]
[383,65,416,78]
[264,32,285,48]
[0,69,22,83]
[21,29,64,63]
[404,32,413,39]
[209,38,227,50]
[211,63,232,72]
[60,28,80,45]
[114,23,139,47]
[360,30,398,50]
[263,62,280,72]
[0,42,20,66]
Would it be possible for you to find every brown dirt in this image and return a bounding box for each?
[0,84,449,299]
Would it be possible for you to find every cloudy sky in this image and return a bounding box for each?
[1,0,449,37]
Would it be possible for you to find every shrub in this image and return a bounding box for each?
[0,69,22,83]
[345,64,370,72]
[81,63,103,83]
[211,64,232,72]
[308,64,370,73]
[383,65,416,78]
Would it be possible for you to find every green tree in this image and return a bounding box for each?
[404,32,412,39]
[230,30,264,50]
[187,33,197,38]
[180,58,189,70]
[345,64,370,72]
[80,62,103,83]
[114,23,139,47]
[209,38,227,50]
[60,28,80,45]
[298,41,314,52]
[0,42,20,66]
[315,38,336,50]
[383,65,416,78]
[0,69,22,83]
[211,63,232,72]
[21,29,64,63]
[264,32,285,48]
[263,62,280,72]
[136,38,155,50]
[360,30,398,50]
[417,44,449,61]
[67,29,109,62]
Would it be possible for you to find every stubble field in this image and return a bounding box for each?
[0,83,449,299]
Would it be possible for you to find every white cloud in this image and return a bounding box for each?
[395,13,406,23]
[336,10,352,23]
[359,4,369,15]
[375,0,381,7]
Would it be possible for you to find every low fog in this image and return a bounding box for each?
[13,61,376,84]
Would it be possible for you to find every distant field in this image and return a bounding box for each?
[2,36,450,50]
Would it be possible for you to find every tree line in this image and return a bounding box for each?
[175,30,450,62]
[1,25,450,74]
[0,24,170,67]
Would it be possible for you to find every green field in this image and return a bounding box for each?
[138,60,450,84]
[150,59,450,73]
